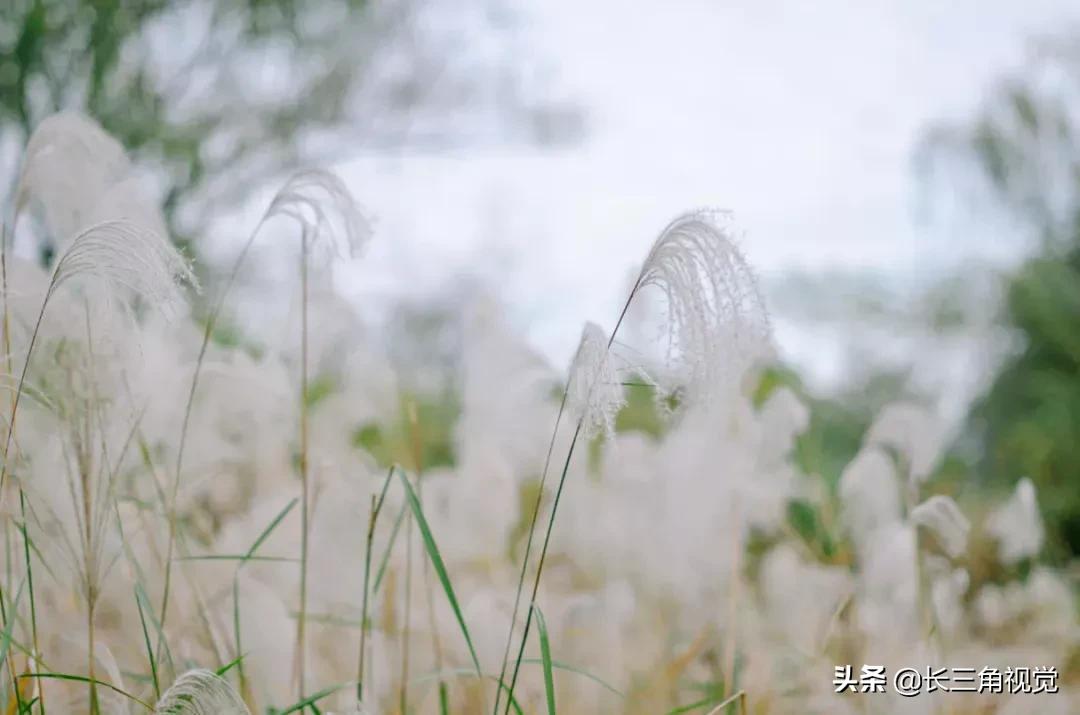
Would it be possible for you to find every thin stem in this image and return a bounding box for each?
[19,490,42,714]
[296,230,311,703]
[162,215,268,638]
[0,283,54,498]
[407,401,448,705]
[399,498,413,715]
[87,597,99,715]
[490,391,568,715]
[358,466,394,705]
[501,286,640,713]
[503,421,583,714]
[1,219,43,714]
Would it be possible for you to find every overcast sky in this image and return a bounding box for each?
[335,0,1080,372]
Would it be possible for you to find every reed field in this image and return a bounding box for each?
[0,112,1075,715]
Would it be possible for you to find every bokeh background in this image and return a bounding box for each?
[3,0,1080,562]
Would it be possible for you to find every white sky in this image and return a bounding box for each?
[335,0,1080,371]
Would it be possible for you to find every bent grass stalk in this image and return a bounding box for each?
[501,290,637,713]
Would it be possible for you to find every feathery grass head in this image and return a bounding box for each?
[567,322,625,440]
[14,113,128,214]
[48,219,196,317]
[263,168,371,263]
[13,112,168,250]
[986,477,1044,564]
[632,209,772,405]
[154,669,251,714]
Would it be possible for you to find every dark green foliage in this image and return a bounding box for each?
[969,247,1080,556]
[922,44,1080,556]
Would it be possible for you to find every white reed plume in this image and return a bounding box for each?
[567,322,626,440]
[13,113,130,242]
[497,210,772,713]
[986,477,1044,564]
[910,495,970,559]
[634,209,772,403]
[261,167,369,702]
[262,168,371,262]
[154,670,251,714]
[866,402,944,485]
[3,219,195,492]
[164,168,370,641]
[48,219,196,314]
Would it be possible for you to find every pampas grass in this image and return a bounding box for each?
[154,669,249,714]
[0,113,1074,715]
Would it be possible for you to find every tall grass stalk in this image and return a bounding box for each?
[17,492,41,715]
[502,211,769,711]
[357,467,394,705]
[0,218,43,715]
[501,294,635,713]
[405,399,450,711]
[490,390,568,715]
[295,228,312,703]
[399,485,413,715]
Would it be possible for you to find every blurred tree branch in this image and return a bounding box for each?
[0,0,584,253]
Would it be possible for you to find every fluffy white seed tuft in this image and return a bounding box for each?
[910,495,970,558]
[15,112,167,245]
[49,219,197,315]
[634,209,772,404]
[154,669,251,714]
[865,402,943,484]
[986,477,1044,564]
[567,322,626,440]
[263,168,371,263]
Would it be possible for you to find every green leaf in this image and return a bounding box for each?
[398,470,481,675]
[20,673,153,711]
[536,607,556,715]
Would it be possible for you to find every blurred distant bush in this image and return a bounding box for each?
[922,35,1080,557]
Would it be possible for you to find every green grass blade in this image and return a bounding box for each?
[535,608,556,715]
[409,669,525,715]
[275,681,345,714]
[215,655,245,677]
[398,470,481,675]
[134,581,175,686]
[520,659,624,698]
[439,681,450,715]
[666,696,716,714]
[245,498,299,560]
[0,578,26,667]
[19,674,153,711]
[178,555,297,563]
[372,502,407,594]
[133,587,159,701]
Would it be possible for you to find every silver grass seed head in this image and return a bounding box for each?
[49,219,197,317]
[14,112,128,215]
[264,168,371,263]
[568,321,626,440]
[154,669,251,714]
[635,209,772,406]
